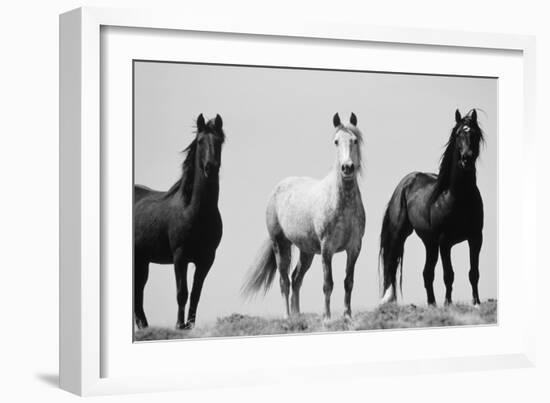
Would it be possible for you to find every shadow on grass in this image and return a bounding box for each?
[135,299,497,341]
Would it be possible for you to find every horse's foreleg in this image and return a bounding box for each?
[187,253,215,327]
[273,239,292,319]
[174,250,189,330]
[439,238,454,305]
[422,241,439,306]
[134,259,149,329]
[290,251,314,315]
[344,246,360,318]
[468,234,482,305]
[321,249,334,320]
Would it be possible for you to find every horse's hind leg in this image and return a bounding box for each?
[273,237,292,319]
[380,191,413,304]
[468,234,482,305]
[134,258,149,329]
[380,232,411,304]
[290,251,314,315]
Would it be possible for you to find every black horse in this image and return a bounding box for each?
[379,109,484,306]
[134,114,225,329]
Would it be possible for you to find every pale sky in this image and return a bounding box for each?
[134,61,497,327]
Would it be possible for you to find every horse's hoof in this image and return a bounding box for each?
[380,285,398,304]
[183,321,195,330]
[380,292,397,305]
[175,322,187,330]
[378,298,394,306]
[444,300,453,306]
[135,320,148,330]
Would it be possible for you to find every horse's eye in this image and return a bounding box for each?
[353,138,358,144]
[334,139,339,146]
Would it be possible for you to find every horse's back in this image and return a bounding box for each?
[268,176,320,210]
[390,172,436,205]
[134,184,163,204]
[135,184,151,203]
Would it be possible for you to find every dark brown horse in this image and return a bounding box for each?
[379,109,484,306]
[134,114,225,329]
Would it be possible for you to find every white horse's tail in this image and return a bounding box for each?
[241,239,277,297]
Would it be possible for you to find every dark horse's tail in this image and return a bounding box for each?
[379,179,412,300]
[241,239,277,297]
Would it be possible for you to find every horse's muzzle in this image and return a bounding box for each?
[341,163,355,177]
[204,162,220,178]
[459,157,474,170]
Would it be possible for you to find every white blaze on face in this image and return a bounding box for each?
[335,129,359,173]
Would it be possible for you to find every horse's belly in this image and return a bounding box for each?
[148,255,174,265]
[442,220,474,243]
[135,233,173,263]
[274,203,319,253]
[287,233,321,254]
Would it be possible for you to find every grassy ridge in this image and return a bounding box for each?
[134,300,497,341]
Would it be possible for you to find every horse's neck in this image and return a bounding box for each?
[448,167,477,199]
[438,163,477,204]
[325,169,359,209]
[182,167,219,213]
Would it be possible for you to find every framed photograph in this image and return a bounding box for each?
[60,7,537,396]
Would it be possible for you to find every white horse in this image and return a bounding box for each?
[243,113,366,319]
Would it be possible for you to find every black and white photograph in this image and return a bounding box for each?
[4,0,547,400]
[132,61,497,341]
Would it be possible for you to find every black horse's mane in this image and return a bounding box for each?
[164,120,225,204]
[430,114,484,204]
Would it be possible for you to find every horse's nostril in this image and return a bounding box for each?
[204,162,219,176]
[341,164,355,174]
[459,155,473,168]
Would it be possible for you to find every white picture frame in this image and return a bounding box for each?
[59,6,537,396]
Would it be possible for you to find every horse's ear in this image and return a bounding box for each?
[196,113,206,132]
[468,109,478,122]
[215,114,223,130]
[333,113,341,128]
[350,112,357,126]
[455,109,462,123]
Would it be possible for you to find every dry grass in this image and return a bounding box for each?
[134,299,497,341]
